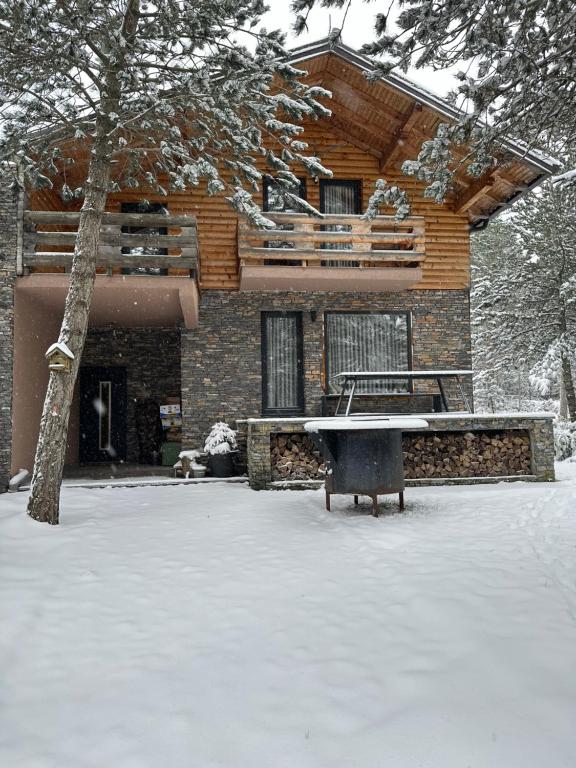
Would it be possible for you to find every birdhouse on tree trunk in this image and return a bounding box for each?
[45,341,75,373]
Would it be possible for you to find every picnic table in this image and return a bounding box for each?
[332,370,473,416]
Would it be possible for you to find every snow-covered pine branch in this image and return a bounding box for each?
[293,0,573,203]
[0,0,332,225]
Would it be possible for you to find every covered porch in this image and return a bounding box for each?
[11,275,195,476]
[11,206,199,477]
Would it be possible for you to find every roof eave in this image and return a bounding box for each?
[287,38,561,177]
[469,172,547,232]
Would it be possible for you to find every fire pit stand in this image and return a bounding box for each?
[305,417,429,516]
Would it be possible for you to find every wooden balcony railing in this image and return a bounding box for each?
[23,210,198,273]
[238,212,426,292]
[238,212,426,267]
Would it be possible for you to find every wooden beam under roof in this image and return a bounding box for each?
[493,168,533,191]
[322,69,410,124]
[321,97,397,154]
[324,96,397,141]
[379,102,423,172]
[453,173,496,214]
[299,58,390,159]
[322,115,384,159]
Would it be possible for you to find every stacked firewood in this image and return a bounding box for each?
[403,431,531,479]
[271,433,326,480]
[270,430,531,481]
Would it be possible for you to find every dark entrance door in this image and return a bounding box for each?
[79,366,127,463]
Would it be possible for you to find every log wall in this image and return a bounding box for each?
[245,414,555,490]
[27,122,471,292]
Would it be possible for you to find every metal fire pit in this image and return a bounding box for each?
[305,417,428,516]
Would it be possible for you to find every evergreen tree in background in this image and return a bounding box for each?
[471,179,576,419]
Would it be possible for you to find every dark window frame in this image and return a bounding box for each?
[121,201,169,276]
[319,179,362,214]
[319,180,362,267]
[262,177,308,266]
[323,310,413,394]
[261,310,305,417]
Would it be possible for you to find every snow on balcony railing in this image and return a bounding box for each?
[238,212,426,268]
[22,210,198,273]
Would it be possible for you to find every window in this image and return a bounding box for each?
[320,180,361,268]
[325,312,411,394]
[263,177,307,266]
[261,312,304,415]
[121,201,168,276]
[98,380,112,452]
[263,177,307,213]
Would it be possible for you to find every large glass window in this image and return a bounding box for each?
[261,312,304,415]
[325,312,410,394]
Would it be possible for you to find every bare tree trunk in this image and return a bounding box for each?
[26,145,111,524]
[27,0,140,524]
[558,302,576,422]
[559,369,568,420]
[561,355,576,422]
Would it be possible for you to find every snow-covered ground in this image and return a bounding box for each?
[2,467,576,768]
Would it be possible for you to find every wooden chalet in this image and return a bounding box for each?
[0,38,559,489]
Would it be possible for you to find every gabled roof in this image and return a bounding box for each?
[287,37,560,228]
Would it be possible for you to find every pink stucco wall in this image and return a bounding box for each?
[11,286,79,473]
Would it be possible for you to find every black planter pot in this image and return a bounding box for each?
[207,451,236,478]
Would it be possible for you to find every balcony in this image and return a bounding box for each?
[238,213,425,292]
[18,210,200,328]
[23,210,198,273]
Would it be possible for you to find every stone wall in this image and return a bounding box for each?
[181,289,472,448]
[270,428,532,482]
[81,328,181,463]
[0,178,19,491]
[244,414,555,490]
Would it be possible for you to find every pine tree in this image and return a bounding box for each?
[0,0,331,524]
[471,181,576,419]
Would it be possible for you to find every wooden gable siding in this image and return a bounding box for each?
[116,121,469,291]
[297,53,550,224]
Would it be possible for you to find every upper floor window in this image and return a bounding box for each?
[121,201,168,276]
[320,179,361,268]
[263,177,307,213]
[262,177,307,265]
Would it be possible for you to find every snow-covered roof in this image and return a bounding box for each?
[45,341,74,360]
[287,37,561,177]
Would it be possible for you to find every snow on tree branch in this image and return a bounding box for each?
[471,171,576,418]
[0,0,334,225]
[293,0,568,204]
